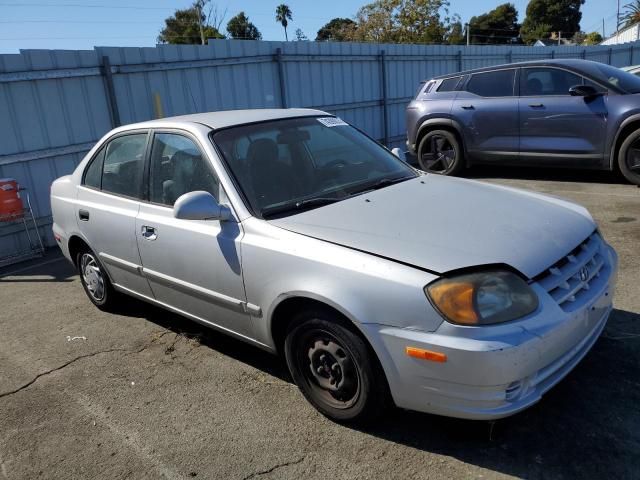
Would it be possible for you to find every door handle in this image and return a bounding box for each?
[78,209,90,221]
[529,103,544,108]
[141,225,157,241]
[460,105,475,110]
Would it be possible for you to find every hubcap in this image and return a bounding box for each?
[419,135,456,173]
[300,331,360,409]
[81,253,105,301]
[626,144,640,173]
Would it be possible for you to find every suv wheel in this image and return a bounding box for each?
[77,248,121,311]
[284,311,389,424]
[417,129,463,175]
[618,130,640,185]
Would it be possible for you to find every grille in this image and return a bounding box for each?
[535,232,606,311]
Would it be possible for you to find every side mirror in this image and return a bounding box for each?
[569,84,601,98]
[391,147,407,162]
[173,191,232,221]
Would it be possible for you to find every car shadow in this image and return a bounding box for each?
[0,249,75,282]
[127,299,639,479]
[463,164,629,185]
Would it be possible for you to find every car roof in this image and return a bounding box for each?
[120,108,329,131]
[430,59,605,80]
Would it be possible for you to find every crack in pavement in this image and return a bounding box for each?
[240,457,305,480]
[0,330,171,400]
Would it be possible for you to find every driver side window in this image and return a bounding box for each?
[149,133,221,207]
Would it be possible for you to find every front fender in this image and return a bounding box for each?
[239,218,441,349]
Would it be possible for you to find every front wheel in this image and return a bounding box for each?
[617,130,640,185]
[417,129,463,175]
[284,312,389,424]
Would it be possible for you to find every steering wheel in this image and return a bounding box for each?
[316,159,348,191]
[323,159,348,170]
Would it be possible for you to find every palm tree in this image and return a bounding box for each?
[275,4,293,41]
[622,0,640,28]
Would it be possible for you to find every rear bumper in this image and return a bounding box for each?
[363,246,617,420]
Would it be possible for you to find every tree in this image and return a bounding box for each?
[316,18,356,41]
[346,0,456,44]
[622,1,640,28]
[571,30,602,45]
[520,0,585,45]
[158,0,225,45]
[275,4,293,41]
[295,28,309,41]
[468,3,520,45]
[445,18,466,45]
[226,11,261,40]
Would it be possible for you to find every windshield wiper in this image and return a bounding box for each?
[349,175,413,195]
[261,197,342,218]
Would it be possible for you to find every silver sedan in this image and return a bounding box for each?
[50,109,618,423]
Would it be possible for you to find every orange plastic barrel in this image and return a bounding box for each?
[0,178,24,221]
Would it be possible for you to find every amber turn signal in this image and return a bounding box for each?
[405,346,447,363]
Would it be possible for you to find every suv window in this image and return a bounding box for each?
[149,133,220,207]
[521,68,583,96]
[437,76,462,92]
[101,134,147,198]
[466,69,515,97]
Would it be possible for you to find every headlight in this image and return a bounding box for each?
[425,270,538,326]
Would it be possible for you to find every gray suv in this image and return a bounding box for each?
[406,59,640,185]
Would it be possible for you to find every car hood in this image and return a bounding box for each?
[269,175,596,278]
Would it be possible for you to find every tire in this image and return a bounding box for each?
[617,130,640,185]
[76,247,121,311]
[284,310,389,424]
[417,129,464,175]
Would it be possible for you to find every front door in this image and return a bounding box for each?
[518,67,608,165]
[452,68,519,162]
[135,131,253,338]
[76,131,154,298]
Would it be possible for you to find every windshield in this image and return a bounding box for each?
[212,116,417,218]
[583,62,640,93]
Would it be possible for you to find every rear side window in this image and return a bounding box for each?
[83,147,105,189]
[101,134,147,199]
[437,76,462,92]
[466,70,515,97]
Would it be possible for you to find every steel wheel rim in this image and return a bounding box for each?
[419,135,456,173]
[81,253,105,301]
[297,328,361,410]
[626,140,640,173]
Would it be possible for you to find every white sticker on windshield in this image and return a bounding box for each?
[317,117,348,127]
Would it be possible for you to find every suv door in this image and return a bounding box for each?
[77,131,154,297]
[135,131,253,337]
[518,67,608,165]
[452,68,519,161]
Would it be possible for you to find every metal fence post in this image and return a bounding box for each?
[608,47,613,65]
[100,56,120,127]
[275,47,288,108]
[506,50,512,63]
[581,49,586,59]
[457,50,463,72]
[551,50,555,59]
[631,45,635,65]
[379,50,389,147]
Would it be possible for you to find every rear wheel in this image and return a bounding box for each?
[417,129,463,175]
[76,248,121,311]
[284,311,389,424]
[618,130,640,185]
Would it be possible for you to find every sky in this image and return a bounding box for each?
[0,0,622,54]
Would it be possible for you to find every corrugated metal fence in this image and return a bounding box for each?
[1,39,640,255]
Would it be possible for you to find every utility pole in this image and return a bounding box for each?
[617,0,621,36]
[195,0,206,45]
[466,23,470,46]
[558,31,562,46]
[602,18,605,39]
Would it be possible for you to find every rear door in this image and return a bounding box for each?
[76,131,154,297]
[452,68,519,161]
[518,66,608,165]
